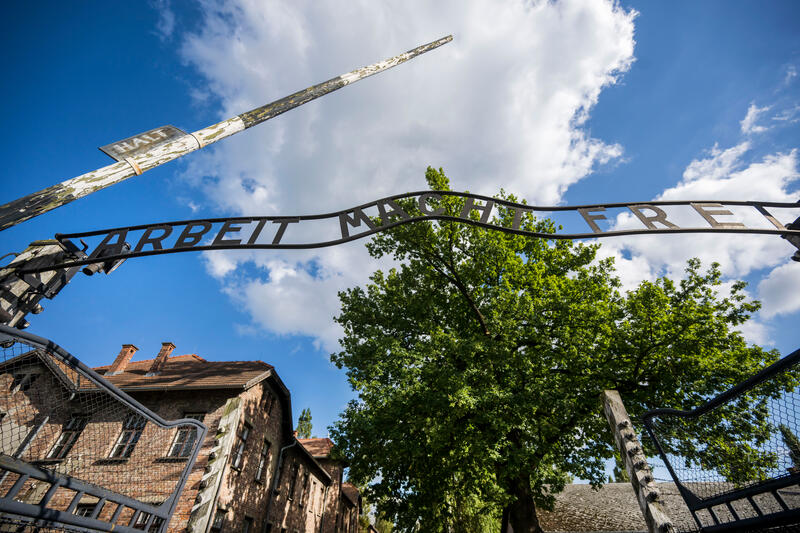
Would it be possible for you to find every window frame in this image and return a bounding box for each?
[287,463,299,501]
[242,516,253,533]
[73,503,95,517]
[133,512,165,533]
[255,439,271,482]
[211,509,226,532]
[167,413,204,458]
[109,414,146,459]
[231,422,251,470]
[299,472,309,507]
[10,371,40,393]
[47,414,89,460]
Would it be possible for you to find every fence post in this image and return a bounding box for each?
[602,390,675,533]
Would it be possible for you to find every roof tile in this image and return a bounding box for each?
[93,354,273,390]
[298,438,334,458]
[340,482,360,507]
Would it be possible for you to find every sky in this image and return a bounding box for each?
[1,0,799,448]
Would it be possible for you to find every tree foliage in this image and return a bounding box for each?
[296,407,313,439]
[780,424,800,469]
[330,168,782,533]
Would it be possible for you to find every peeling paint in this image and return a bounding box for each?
[0,35,452,232]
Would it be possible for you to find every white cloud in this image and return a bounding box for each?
[603,143,799,286]
[772,104,800,124]
[736,319,772,346]
[681,142,749,183]
[758,263,800,319]
[601,139,799,346]
[784,65,798,86]
[152,0,176,41]
[203,249,240,278]
[740,102,771,134]
[175,0,638,350]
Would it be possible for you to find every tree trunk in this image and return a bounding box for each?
[507,475,542,533]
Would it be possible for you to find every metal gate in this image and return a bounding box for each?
[643,347,800,532]
[0,325,207,533]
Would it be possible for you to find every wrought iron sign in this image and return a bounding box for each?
[14,191,800,274]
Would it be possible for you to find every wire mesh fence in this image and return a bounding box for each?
[642,347,800,532]
[0,326,206,533]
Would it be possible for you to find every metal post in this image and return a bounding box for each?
[0,240,87,328]
[602,390,675,533]
[0,36,452,232]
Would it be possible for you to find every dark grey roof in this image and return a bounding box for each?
[538,483,695,532]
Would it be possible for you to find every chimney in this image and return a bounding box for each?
[147,342,176,375]
[108,344,138,375]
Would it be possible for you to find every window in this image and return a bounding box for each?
[231,423,251,469]
[261,393,271,412]
[74,504,95,517]
[318,486,325,514]
[274,460,283,488]
[133,512,164,533]
[109,414,146,458]
[242,517,253,533]
[211,509,226,532]
[255,439,271,481]
[299,472,309,506]
[287,463,299,500]
[47,415,89,459]
[265,393,276,417]
[168,413,204,457]
[10,372,39,392]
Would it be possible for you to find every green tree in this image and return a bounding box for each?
[352,478,396,533]
[373,513,394,533]
[296,408,313,439]
[779,424,800,469]
[611,452,630,483]
[330,168,785,533]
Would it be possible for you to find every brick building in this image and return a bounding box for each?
[0,341,360,533]
[296,438,360,533]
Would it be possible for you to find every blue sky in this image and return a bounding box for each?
[1,1,799,443]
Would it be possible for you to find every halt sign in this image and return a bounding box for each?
[99,125,187,162]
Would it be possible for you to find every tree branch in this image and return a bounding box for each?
[416,244,491,337]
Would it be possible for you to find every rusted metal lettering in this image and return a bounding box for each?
[691,202,746,228]
[340,208,378,238]
[627,205,678,229]
[9,192,799,275]
[578,207,608,233]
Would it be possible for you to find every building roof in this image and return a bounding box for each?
[94,354,274,391]
[292,439,333,484]
[537,483,695,532]
[298,437,334,458]
[340,482,360,507]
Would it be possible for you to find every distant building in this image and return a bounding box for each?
[0,341,360,533]
[296,438,360,533]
